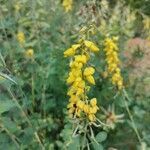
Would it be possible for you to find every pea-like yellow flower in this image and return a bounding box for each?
[64,48,75,57]
[88,114,96,122]
[77,100,85,109]
[89,106,99,114]
[64,44,80,57]
[25,49,34,58]
[83,67,95,76]
[90,98,97,106]
[17,32,25,44]
[84,40,99,52]
[86,75,95,85]
[75,55,87,64]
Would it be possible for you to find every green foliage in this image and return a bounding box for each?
[0,0,150,150]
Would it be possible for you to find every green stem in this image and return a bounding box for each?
[31,75,35,112]
[0,124,20,149]
[81,124,88,150]
[123,89,142,145]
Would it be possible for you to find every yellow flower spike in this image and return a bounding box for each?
[65,37,99,122]
[64,48,75,57]
[90,98,97,106]
[104,37,123,90]
[25,49,34,58]
[17,32,25,44]
[83,67,95,76]
[86,75,95,85]
[84,40,99,52]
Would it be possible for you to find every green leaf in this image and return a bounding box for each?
[95,131,107,143]
[0,101,16,114]
[92,143,103,150]
[68,136,80,150]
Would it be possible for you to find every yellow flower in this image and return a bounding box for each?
[75,55,87,64]
[25,49,34,58]
[65,38,99,121]
[64,44,80,57]
[77,100,85,109]
[83,67,95,76]
[86,75,95,85]
[67,73,75,84]
[76,88,84,96]
[64,48,75,57]
[102,71,108,78]
[90,98,97,106]
[89,106,98,114]
[83,104,89,113]
[62,0,73,12]
[17,32,25,44]
[84,40,99,52]
[88,114,96,122]
[104,37,123,90]
[69,95,79,103]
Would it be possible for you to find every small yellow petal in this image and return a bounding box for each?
[90,98,97,106]
[64,48,75,57]
[86,75,95,85]
[84,67,95,76]
[84,40,99,52]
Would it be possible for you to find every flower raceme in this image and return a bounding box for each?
[104,37,123,90]
[64,40,100,122]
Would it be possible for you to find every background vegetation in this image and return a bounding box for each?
[0,0,149,149]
